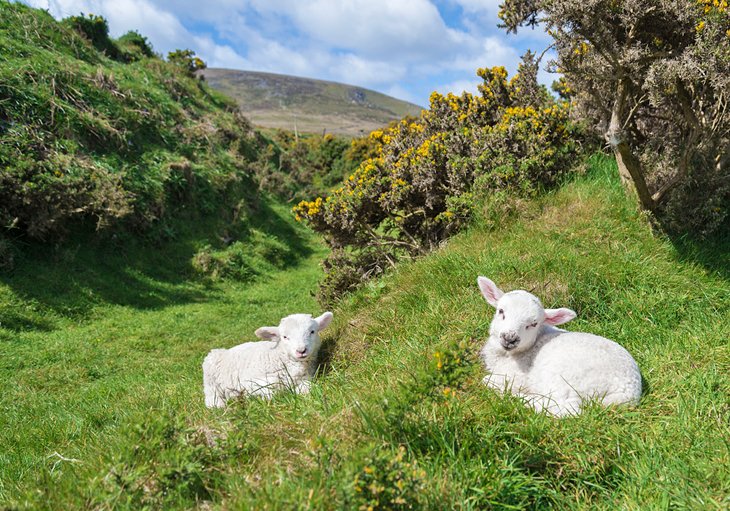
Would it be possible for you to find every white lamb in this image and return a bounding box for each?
[477,276,642,417]
[202,311,333,408]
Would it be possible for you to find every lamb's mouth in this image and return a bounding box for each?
[295,350,309,359]
[501,341,519,351]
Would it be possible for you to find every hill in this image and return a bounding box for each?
[2,156,728,508]
[200,68,424,136]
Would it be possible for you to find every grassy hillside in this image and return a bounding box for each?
[201,68,424,137]
[2,156,728,508]
[0,2,356,282]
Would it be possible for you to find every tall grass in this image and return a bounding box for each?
[2,155,727,509]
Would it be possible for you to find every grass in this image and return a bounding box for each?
[0,200,326,503]
[1,155,728,509]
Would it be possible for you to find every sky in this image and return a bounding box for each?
[21,0,554,107]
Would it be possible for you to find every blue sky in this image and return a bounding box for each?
[22,0,554,107]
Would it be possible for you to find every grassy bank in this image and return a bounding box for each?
[2,155,727,509]
[0,200,326,502]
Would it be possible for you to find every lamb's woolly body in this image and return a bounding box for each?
[481,325,642,416]
[477,277,641,417]
[202,312,332,407]
[202,342,315,407]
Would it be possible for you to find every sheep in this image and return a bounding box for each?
[203,311,333,408]
[477,276,642,417]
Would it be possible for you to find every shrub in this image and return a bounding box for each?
[253,130,368,202]
[0,236,16,272]
[167,49,206,76]
[0,2,263,240]
[348,445,425,510]
[116,30,155,61]
[62,13,122,61]
[294,55,580,304]
[500,0,730,235]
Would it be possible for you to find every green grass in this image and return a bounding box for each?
[1,154,728,509]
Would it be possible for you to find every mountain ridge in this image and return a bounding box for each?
[200,68,424,136]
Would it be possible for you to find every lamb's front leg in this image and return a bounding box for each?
[483,373,515,394]
[294,379,311,395]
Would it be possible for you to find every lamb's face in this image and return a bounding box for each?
[477,276,577,355]
[255,312,333,362]
[490,291,545,353]
[278,314,322,362]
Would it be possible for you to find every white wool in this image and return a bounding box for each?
[202,312,333,408]
[477,277,642,417]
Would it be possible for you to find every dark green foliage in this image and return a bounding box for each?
[62,13,122,61]
[0,2,256,240]
[254,130,366,202]
[167,48,206,76]
[116,30,155,60]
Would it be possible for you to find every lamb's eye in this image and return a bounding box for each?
[283,335,289,340]
[498,308,505,318]
[310,330,315,334]
[526,322,538,329]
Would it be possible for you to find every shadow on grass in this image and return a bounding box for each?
[667,228,730,282]
[0,200,314,333]
[316,336,340,377]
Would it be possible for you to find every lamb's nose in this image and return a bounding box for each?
[500,332,519,344]
[297,348,307,355]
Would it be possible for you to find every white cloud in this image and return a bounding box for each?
[19,0,553,105]
[383,84,422,106]
[22,0,249,65]
[435,78,480,96]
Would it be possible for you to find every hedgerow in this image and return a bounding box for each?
[294,54,582,304]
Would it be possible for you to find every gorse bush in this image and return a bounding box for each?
[294,54,581,304]
[116,30,155,60]
[500,0,730,236]
[61,13,123,61]
[349,445,426,510]
[167,48,206,76]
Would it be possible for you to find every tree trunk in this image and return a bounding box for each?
[606,78,656,211]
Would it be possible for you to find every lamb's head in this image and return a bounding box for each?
[477,276,576,353]
[255,312,333,362]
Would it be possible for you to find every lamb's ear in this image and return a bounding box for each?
[314,311,333,331]
[255,326,279,340]
[544,308,577,326]
[477,276,504,308]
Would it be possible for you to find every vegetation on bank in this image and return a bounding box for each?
[2,156,727,509]
[0,1,360,280]
[295,53,582,304]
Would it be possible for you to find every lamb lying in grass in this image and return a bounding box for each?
[477,277,642,417]
[203,312,333,407]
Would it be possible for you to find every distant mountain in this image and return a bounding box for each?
[200,68,424,137]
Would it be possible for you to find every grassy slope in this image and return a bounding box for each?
[0,201,326,500]
[201,68,424,136]
[2,156,728,509]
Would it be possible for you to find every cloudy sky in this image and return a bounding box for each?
[22,0,554,106]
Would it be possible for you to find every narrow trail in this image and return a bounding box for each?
[0,238,326,495]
